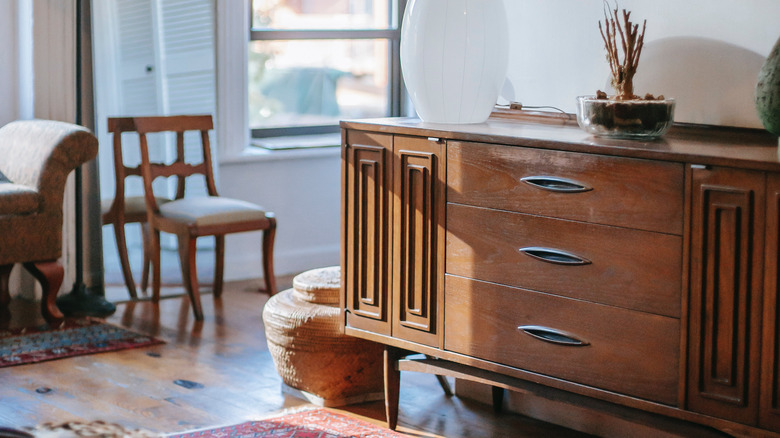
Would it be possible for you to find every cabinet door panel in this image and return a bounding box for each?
[343,131,393,336]
[687,166,764,426]
[762,173,780,430]
[392,136,445,347]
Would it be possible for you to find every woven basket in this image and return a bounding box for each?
[263,266,383,403]
[291,265,340,305]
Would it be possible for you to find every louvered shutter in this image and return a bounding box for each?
[114,0,162,200]
[159,0,217,198]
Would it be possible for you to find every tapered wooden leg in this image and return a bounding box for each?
[151,229,162,302]
[423,355,454,396]
[22,260,64,324]
[384,346,403,430]
[177,234,192,293]
[435,374,454,396]
[178,235,203,321]
[113,220,138,298]
[140,222,151,293]
[213,235,224,298]
[492,386,505,413]
[0,264,12,307]
[261,216,277,296]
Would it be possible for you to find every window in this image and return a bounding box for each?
[248,0,407,139]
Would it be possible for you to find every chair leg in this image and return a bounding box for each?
[0,264,13,307]
[140,222,152,293]
[177,234,204,321]
[113,221,138,298]
[262,216,277,296]
[213,235,225,298]
[22,260,64,324]
[151,229,162,302]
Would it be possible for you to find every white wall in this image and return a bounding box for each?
[219,148,342,281]
[503,0,780,128]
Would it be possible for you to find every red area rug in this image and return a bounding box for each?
[0,318,163,367]
[168,408,411,438]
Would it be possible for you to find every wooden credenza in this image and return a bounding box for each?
[340,112,780,437]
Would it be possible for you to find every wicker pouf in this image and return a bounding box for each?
[262,266,384,406]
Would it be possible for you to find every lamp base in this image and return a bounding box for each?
[56,283,116,317]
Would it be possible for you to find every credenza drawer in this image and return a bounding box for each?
[446,141,684,235]
[444,275,679,405]
[446,203,682,317]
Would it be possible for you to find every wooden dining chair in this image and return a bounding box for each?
[134,114,277,320]
[102,117,171,298]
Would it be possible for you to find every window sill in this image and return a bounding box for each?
[220,133,342,165]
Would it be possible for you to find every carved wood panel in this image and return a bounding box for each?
[687,166,764,426]
[762,173,780,430]
[392,136,445,347]
[343,131,393,336]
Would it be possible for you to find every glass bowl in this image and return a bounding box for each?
[576,96,676,139]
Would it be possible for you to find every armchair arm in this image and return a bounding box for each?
[0,120,99,214]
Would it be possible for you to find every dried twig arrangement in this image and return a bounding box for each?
[599,4,646,100]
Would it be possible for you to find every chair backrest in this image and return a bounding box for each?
[133,115,217,214]
[105,117,140,214]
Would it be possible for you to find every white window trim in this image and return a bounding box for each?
[216,0,407,163]
[215,0,250,162]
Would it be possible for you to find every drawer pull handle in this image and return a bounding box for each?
[519,247,592,265]
[521,176,592,193]
[518,325,590,346]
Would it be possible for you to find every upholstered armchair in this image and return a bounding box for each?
[0,120,99,323]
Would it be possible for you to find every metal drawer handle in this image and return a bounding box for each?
[521,176,592,193]
[519,247,591,265]
[518,325,590,346]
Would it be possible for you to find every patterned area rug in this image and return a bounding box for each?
[168,408,411,438]
[0,319,163,367]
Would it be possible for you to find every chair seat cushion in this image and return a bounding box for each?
[0,183,41,215]
[101,195,171,216]
[159,197,266,226]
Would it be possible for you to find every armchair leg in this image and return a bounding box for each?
[22,260,64,324]
[213,235,224,298]
[262,216,277,296]
[0,264,12,307]
[178,234,204,321]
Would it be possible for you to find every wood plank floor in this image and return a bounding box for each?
[0,275,590,437]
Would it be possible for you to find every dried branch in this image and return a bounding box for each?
[599,3,646,100]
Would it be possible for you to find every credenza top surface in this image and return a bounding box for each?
[341,112,780,172]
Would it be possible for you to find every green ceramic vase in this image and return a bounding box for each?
[756,36,780,137]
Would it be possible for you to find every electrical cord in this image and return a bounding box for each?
[496,102,574,120]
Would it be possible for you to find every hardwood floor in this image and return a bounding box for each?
[0,275,590,437]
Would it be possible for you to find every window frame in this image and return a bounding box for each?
[247,0,407,139]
